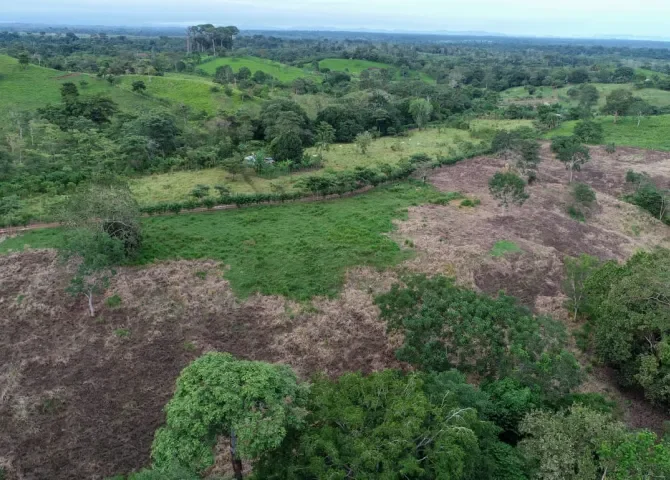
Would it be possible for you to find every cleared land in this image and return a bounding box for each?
[197,56,313,82]
[501,83,670,107]
[2,143,669,479]
[118,74,246,114]
[546,114,670,151]
[0,54,156,114]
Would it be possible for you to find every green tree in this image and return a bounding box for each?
[573,120,604,144]
[551,136,590,183]
[132,80,147,93]
[489,171,529,207]
[563,254,600,321]
[584,249,670,404]
[314,121,335,154]
[255,370,524,480]
[59,181,141,316]
[271,130,303,162]
[602,89,634,123]
[409,98,434,129]
[376,275,581,400]
[17,51,30,69]
[151,352,308,478]
[214,65,235,85]
[60,82,79,101]
[355,131,373,155]
[519,405,626,480]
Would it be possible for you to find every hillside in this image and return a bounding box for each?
[197,56,314,82]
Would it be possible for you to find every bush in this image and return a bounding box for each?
[573,120,605,144]
[605,143,616,154]
[572,183,596,204]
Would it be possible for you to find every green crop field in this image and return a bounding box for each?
[117,74,246,114]
[0,54,156,114]
[546,114,670,151]
[318,58,435,83]
[501,83,670,107]
[1,183,456,300]
[197,56,313,82]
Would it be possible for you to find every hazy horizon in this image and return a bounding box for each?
[3,0,670,40]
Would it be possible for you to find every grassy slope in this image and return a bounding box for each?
[318,58,435,83]
[198,56,313,82]
[545,115,670,151]
[0,54,156,113]
[117,74,247,114]
[1,183,453,300]
[501,83,670,108]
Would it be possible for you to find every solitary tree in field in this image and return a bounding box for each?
[488,171,529,208]
[60,181,142,316]
[551,136,590,183]
[132,80,147,93]
[602,89,634,123]
[355,131,373,155]
[409,98,433,129]
[17,52,30,69]
[151,352,308,479]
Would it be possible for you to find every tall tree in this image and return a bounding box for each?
[151,352,308,478]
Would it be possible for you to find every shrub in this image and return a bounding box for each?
[189,184,210,199]
[488,171,529,208]
[572,183,596,204]
[605,143,617,154]
[574,120,605,144]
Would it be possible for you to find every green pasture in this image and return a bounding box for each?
[197,56,313,82]
[1,182,455,300]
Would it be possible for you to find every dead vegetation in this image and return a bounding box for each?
[0,144,668,479]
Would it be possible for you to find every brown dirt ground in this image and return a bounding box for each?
[0,144,668,479]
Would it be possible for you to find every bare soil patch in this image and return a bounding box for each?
[0,254,397,479]
[1,144,668,478]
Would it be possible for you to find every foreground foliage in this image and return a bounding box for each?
[151,353,308,476]
[375,275,582,401]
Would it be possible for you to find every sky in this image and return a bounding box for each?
[3,0,670,39]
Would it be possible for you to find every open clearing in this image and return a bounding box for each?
[547,114,670,151]
[501,83,670,108]
[1,143,669,479]
[197,56,314,82]
[0,54,157,115]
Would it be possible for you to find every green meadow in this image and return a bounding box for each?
[1,182,455,300]
[197,56,313,82]
[546,114,670,151]
[501,83,670,108]
[0,54,156,114]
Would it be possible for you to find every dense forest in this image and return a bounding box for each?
[1,22,669,480]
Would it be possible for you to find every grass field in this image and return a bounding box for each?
[117,74,246,114]
[469,119,534,130]
[0,54,156,113]
[546,114,670,151]
[501,83,670,108]
[1,182,455,300]
[197,56,313,82]
[318,58,435,83]
[129,127,482,204]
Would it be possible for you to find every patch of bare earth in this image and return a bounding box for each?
[0,254,398,480]
[1,145,668,478]
[396,144,669,431]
